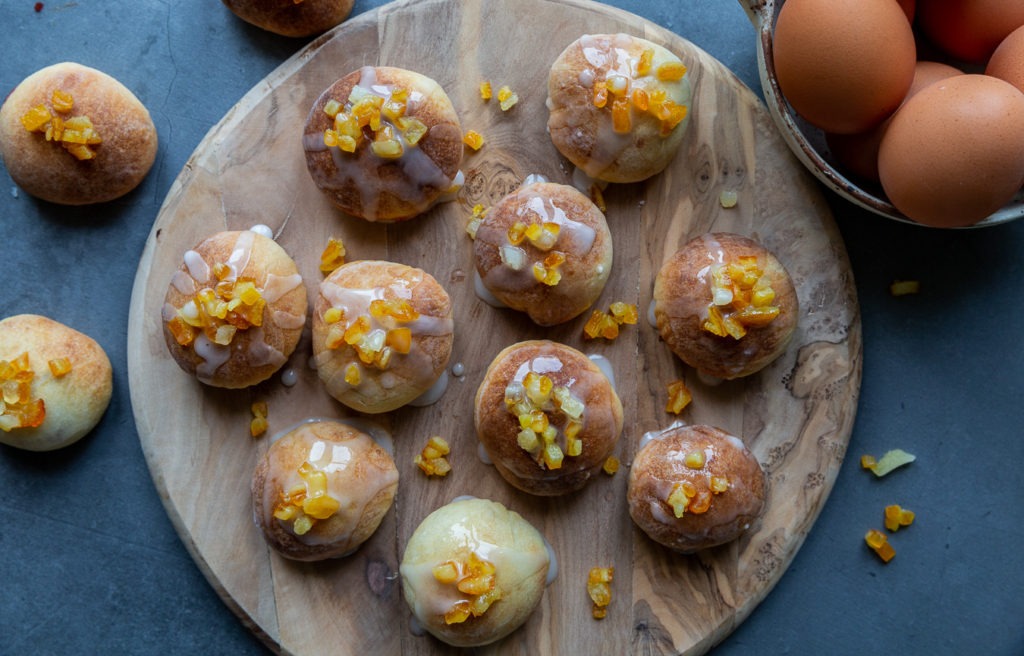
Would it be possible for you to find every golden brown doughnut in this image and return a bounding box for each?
[400,497,552,647]
[474,340,623,496]
[221,0,353,37]
[547,33,692,183]
[0,314,112,451]
[628,424,766,553]
[302,66,463,222]
[251,419,398,561]
[311,260,454,414]
[0,62,157,205]
[653,232,798,380]
[472,180,613,326]
[162,230,308,389]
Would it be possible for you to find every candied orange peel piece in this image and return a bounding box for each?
[665,379,692,414]
[602,455,620,475]
[414,436,452,477]
[323,84,426,157]
[250,401,268,438]
[272,461,340,534]
[169,270,267,348]
[47,357,72,378]
[479,80,493,101]
[505,373,585,470]
[587,567,614,619]
[890,280,920,296]
[702,257,779,340]
[884,504,915,532]
[319,237,346,273]
[20,89,103,160]
[865,528,896,563]
[463,129,485,151]
[497,85,518,111]
[433,552,503,624]
[862,449,916,478]
[583,302,638,341]
[0,352,46,432]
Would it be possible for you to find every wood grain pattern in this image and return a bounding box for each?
[126,1,862,654]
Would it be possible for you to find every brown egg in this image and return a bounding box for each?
[878,74,1024,227]
[987,25,1024,94]
[773,0,916,134]
[826,61,962,182]
[917,0,1024,64]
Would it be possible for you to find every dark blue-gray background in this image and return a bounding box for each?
[1,1,1021,654]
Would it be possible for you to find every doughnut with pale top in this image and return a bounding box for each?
[221,0,353,37]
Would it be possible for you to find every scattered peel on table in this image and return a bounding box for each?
[587,566,613,619]
[865,528,896,563]
[414,436,451,477]
[861,448,916,477]
[250,400,268,437]
[602,455,619,475]
[889,280,920,296]
[884,504,915,532]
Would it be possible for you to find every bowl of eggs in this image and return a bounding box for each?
[741,0,1024,228]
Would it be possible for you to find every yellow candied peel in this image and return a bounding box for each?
[319,237,346,273]
[583,302,638,341]
[250,400,268,438]
[865,528,896,563]
[497,85,518,111]
[702,255,780,340]
[432,552,503,624]
[505,371,586,470]
[602,455,620,475]
[479,80,493,101]
[884,504,915,532]
[47,357,72,378]
[861,448,916,478]
[890,280,920,296]
[590,48,688,136]
[414,436,452,477]
[587,567,614,619]
[272,461,341,535]
[322,85,428,159]
[665,379,692,414]
[322,297,421,377]
[20,89,104,160]
[463,130,485,151]
[0,352,46,432]
[166,265,267,348]
[465,203,487,239]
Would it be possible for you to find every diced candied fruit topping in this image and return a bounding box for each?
[709,475,731,494]
[602,455,620,475]
[587,54,689,136]
[414,436,452,477]
[504,373,585,470]
[583,302,638,341]
[20,90,103,160]
[532,251,566,287]
[325,298,422,371]
[860,454,878,470]
[497,85,518,111]
[47,357,72,377]
[433,552,503,624]
[250,400,268,438]
[656,61,688,82]
[322,84,426,158]
[665,379,692,414]
[637,49,654,76]
[272,461,340,535]
[319,237,346,273]
[170,270,266,348]
[684,450,706,469]
[463,130,485,151]
[466,204,487,239]
[667,481,696,517]
[865,529,896,563]
[479,80,493,101]
[524,222,560,251]
[0,352,46,432]
[884,504,915,532]
[702,257,780,340]
[587,567,614,619]
[890,280,920,296]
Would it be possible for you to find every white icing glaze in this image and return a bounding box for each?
[280,368,298,387]
[249,224,274,239]
[473,269,508,308]
[587,353,616,389]
[408,370,449,407]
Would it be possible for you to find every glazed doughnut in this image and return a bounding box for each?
[472,180,613,326]
[221,0,353,37]
[302,66,463,222]
[628,424,767,553]
[311,260,454,414]
[0,314,112,451]
[251,419,398,561]
[400,497,552,647]
[0,62,157,205]
[547,33,692,183]
[162,229,308,389]
[653,232,798,380]
[474,340,623,496]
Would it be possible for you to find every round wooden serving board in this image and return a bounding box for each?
[127,1,862,654]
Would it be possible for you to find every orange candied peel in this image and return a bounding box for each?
[250,400,268,438]
[323,297,423,374]
[322,85,428,159]
[497,85,518,111]
[20,89,103,160]
[702,256,780,340]
[602,455,620,475]
[589,49,689,137]
[462,129,485,151]
[505,371,586,470]
[583,302,638,341]
[862,448,916,478]
[865,528,896,563]
[465,203,487,239]
[479,80,493,101]
[47,357,72,378]
[166,267,267,348]
[414,436,452,477]
[0,352,46,432]
[272,461,341,535]
[587,567,614,619]
[884,504,915,532]
[319,236,347,273]
[432,552,503,624]
[665,379,692,414]
[890,280,920,297]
